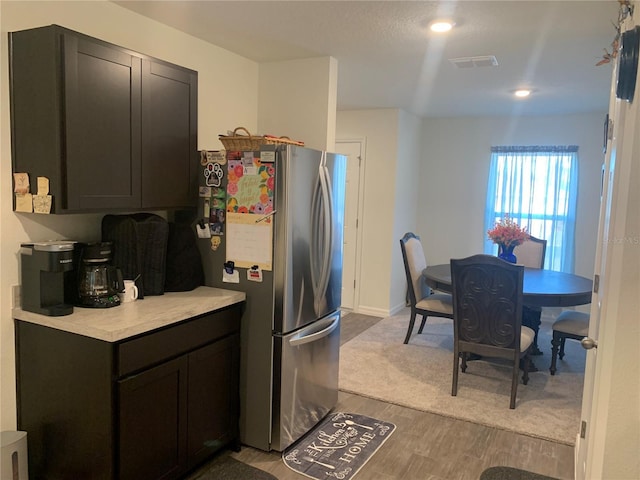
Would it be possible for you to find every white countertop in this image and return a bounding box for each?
[13,286,245,342]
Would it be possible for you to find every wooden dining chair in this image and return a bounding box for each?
[513,235,547,269]
[450,254,534,409]
[550,310,590,375]
[399,233,453,344]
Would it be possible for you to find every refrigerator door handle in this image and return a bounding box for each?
[288,314,340,347]
[319,160,334,298]
[310,152,333,315]
[310,166,323,300]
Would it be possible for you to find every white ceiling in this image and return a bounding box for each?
[114,0,622,118]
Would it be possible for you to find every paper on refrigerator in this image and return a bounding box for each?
[226,212,273,270]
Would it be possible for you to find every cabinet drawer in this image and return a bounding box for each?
[117,305,241,377]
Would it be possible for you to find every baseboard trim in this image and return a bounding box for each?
[389,302,407,316]
[353,306,388,318]
[352,303,407,318]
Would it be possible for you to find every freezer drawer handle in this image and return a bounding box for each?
[289,316,339,347]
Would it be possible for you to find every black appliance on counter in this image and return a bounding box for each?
[102,213,169,298]
[75,242,123,308]
[20,241,76,316]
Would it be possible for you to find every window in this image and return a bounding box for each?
[484,145,579,272]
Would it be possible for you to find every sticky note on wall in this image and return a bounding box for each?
[15,193,33,212]
[37,177,50,195]
[33,195,52,214]
[13,173,29,194]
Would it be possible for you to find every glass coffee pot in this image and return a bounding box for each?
[76,242,123,308]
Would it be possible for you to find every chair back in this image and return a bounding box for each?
[400,233,427,306]
[513,235,547,269]
[450,254,525,357]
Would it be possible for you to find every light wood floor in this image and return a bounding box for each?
[190,313,574,480]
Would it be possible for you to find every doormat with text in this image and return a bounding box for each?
[282,412,396,480]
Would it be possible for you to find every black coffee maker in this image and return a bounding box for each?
[75,242,123,308]
[20,241,76,316]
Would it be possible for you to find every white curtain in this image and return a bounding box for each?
[484,145,579,272]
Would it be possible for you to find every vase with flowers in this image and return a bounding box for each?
[487,215,529,263]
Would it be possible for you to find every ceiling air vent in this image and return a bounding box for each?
[449,55,499,68]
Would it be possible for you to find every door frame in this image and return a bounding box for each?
[336,138,367,312]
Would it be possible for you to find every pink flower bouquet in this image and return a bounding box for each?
[487,215,529,248]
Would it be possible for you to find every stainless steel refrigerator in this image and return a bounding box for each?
[199,145,346,451]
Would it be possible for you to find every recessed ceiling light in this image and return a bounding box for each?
[430,20,455,33]
[514,89,532,98]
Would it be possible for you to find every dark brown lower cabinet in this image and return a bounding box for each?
[118,356,188,480]
[187,336,240,466]
[15,304,241,480]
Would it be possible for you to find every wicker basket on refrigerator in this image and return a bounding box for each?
[218,127,304,151]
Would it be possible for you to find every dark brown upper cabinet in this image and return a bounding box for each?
[9,25,198,214]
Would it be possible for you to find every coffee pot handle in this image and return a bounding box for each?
[111,267,124,292]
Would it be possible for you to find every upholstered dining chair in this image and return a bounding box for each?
[513,235,547,269]
[514,235,547,355]
[450,254,534,409]
[550,310,590,375]
[399,233,453,345]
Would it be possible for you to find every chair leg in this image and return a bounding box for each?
[522,306,542,355]
[510,359,519,409]
[508,352,531,409]
[461,352,468,373]
[452,347,459,397]
[521,355,530,385]
[417,315,428,334]
[559,337,567,360]
[550,332,561,375]
[404,311,417,344]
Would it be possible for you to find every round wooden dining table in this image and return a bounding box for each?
[422,264,593,308]
[423,264,593,366]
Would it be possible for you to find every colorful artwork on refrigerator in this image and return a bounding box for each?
[226,151,275,214]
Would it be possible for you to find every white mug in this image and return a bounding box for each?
[119,280,139,303]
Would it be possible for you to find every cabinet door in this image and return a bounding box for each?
[187,333,240,468]
[118,356,188,480]
[141,60,197,209]
[64,34,142,211]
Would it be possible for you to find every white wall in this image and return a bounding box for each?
[0,1,259,430]
[418,113,604,278]
[337,109,400,316]
[337,111,603,316]
[391,110,423,313]
[258,57,338,151]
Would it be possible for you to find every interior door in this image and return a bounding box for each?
[575,92,615,480]
[336,140,364,310]
[575,18,639,478]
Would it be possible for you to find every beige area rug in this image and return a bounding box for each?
[339,310,585,445]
